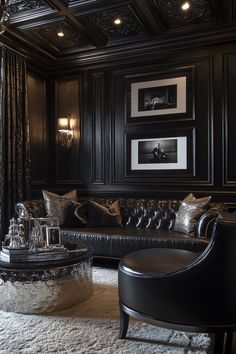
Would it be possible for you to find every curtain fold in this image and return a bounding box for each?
[0,48,31,239]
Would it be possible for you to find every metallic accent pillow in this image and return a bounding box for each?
[42,190,77,225]
[174,193,211,235]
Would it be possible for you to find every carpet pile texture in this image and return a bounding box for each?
[0,267,212,353]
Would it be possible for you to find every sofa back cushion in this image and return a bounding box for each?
[15,194,223,235]
[15,199,46,218]
[78,197,181,230]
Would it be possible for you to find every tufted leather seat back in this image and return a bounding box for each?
[15,196,223,233]
[85,197,181,230]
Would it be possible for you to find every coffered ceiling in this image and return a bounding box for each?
[2,0,235,70]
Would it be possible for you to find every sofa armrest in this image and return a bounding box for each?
[196,203,225,238]
[15,199,46,218]
[196,211,219,238]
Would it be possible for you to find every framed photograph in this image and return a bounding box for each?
[126,69,194,123]
[46,227,61,246]
[131,77,186,117]
[131,136,186,170]
[37,217,59,242]
[126,128,195,177]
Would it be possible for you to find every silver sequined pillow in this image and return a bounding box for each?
[174,193,211,235]
[42,190,77,225]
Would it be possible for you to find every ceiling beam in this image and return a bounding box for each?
[1,28,56,63]
[44,0,108,47]
[133,0,165,35]
[49,23,236,74]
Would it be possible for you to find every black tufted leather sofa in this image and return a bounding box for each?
[15,197,224,259]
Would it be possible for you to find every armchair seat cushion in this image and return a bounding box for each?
[120,248,201,276]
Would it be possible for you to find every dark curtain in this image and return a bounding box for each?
[0,48,31,239]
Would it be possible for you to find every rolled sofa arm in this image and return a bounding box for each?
[15,199,46,218]
[196,203,225,239]
[196,211,220,238]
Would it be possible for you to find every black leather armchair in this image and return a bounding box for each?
[118,213,236,354]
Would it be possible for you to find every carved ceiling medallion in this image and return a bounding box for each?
[156,0,213,27]
[88,5,147,41]
[31,22,91,51]
[8,0,49,15]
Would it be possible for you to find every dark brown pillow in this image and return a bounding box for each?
[174,193,211,235]
[42,189,77,225]
[63,202,87,228]
[87,200,123,227]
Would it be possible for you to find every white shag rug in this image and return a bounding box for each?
[0,267,212,354]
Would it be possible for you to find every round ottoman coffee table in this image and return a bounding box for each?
[0,246,93,314]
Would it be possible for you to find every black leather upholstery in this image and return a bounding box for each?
[118,214,236,353]
[15,198,181,229]
[15,197,223,259]
[60,228,209,258]
[15,199,46,218]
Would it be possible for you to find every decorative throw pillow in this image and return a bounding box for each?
[87,200,123,227]
[174,193,212,235]
[63,202,87,228]
[42,190,77,226]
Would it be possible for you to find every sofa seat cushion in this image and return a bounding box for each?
[61,227,209,259]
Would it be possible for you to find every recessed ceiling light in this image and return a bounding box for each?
[181,1,190,11]
[57,31,64,37]
[114,18,122,25]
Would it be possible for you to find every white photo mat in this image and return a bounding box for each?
[131,76,187,117]
[131,136,187,170]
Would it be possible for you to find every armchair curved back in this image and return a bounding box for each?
[153,214,236,328]
[118,213,236,331]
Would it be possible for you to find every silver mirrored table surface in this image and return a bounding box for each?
[0,247,94,314]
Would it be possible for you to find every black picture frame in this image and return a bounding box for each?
[126,68,194,124]
[126,128,195,177]
[46,227,61,246]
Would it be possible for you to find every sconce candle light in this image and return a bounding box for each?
[58,115,74,148]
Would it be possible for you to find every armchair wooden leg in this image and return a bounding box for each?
[213,332,225,354]
[119,307,129,339]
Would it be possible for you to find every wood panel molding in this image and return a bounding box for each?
[55,77,83,184]
[27,73,48,185]
[112,58,213,187]
[223,53,236,186]
[91,72,105,184]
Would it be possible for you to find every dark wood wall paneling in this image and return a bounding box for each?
[28,45,236,202]
[27,74,48,188]
[223,53,236,187]
[91,72,105,185]
[55,78,82,186]
[113,58,213,189]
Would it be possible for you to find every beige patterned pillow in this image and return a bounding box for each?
[42,190,77,225]
[174,193,211,235]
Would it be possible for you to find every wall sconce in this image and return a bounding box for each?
[58,115,74,148]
